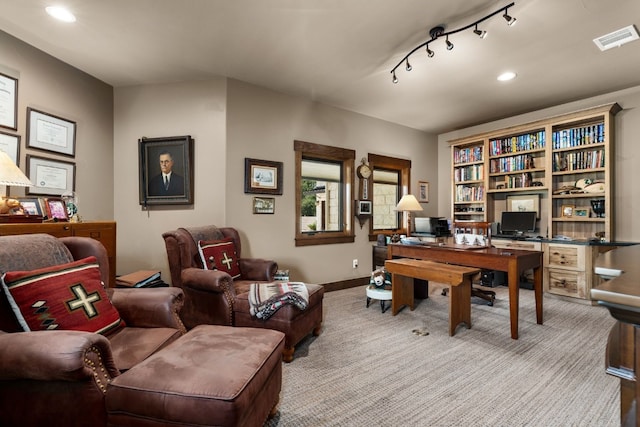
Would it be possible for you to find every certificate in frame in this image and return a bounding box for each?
[26,107,77,157]
[26,155,76,196]
[0,130,20,165]
[0,73,18,130]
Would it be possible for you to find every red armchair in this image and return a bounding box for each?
[163,225,324,362]
[0,233,185,427]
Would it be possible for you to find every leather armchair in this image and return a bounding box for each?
[163,225,324,362]
[0,234,186,427]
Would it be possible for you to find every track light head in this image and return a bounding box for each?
[405,59,412,71]
[392,71,398,84]
[503,9,516,26]
[474,25,487,39]
[446,36,454,51]
[426,45,435,58]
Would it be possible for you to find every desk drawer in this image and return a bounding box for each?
[546,244,582,269]
[545,268,586,299]
[492,240,542,251]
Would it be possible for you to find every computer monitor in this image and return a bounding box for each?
[500,211,537,236]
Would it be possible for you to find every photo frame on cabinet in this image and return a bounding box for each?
[573,207,589,217]
[0,73,18,130]
[0,130,20,164]
[244,158,283,195]
[26,155,75,196]
[507,194,540,219]
[253,197,275,214]
[26,107,76,157]
[418,181,429,203]
[17,197,44,216]
[138,135,194,206]
[44,197,69,221]
[561,204,574,218]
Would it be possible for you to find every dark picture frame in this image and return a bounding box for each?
[0,72,18,131]
[244,158,283,195]
[17,197,44,216]
[139,135,194,206]
[253,197,275,214]
[0,130,20,164]
[26,107,77,157]
[44,197,69,221]
[26,155,75,196]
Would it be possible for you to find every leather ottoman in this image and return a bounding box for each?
[106,325,285,427]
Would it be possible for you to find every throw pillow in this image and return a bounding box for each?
[1,256,124,334]
[197,238,241,279]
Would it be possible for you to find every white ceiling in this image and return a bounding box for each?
[1,0,639,134]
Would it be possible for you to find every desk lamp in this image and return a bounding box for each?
[395,194,423,235]
[0,150,33,214]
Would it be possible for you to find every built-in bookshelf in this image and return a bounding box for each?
[452,141,487,221]
[449,103,620,240]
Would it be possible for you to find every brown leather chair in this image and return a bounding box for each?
[0,233,186,427]
[163,225,324,362]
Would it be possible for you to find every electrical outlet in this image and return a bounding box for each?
[352,259,358,269]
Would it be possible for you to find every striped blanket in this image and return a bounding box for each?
[249,282,309,320]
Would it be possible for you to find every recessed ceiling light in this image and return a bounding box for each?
[497,71,517,81]
[45,6,76,23]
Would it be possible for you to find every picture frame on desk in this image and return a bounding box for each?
[44,197,69,221]
[26,155,75,196]
[17,197,44,216]
[26,107,76,157]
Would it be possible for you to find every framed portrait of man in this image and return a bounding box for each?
[138,135,194,206]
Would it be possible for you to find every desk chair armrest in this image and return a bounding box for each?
[0,330,119,381]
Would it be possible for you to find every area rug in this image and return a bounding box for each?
[265,284,619,426]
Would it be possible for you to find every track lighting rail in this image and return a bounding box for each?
[391,2,515,83]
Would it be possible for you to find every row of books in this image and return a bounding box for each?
[115,270,167,288]
[489,154,536,174]
[455,185,484,202]
[453,146,483,164]
[551,124,604,149]
[489,131,545,156]
[552,149,605,172]
[454,164,484,182]
[496,172,534,189]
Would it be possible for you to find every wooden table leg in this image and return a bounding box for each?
[508,262,520,340]
[533,264,543,325]
[448,279,472,336]
[391,274,414,315]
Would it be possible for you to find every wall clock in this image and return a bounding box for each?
[357,161,372,200]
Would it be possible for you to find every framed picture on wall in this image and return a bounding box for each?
[0,130,20,164]
[244,158,283,195]
[138,135,194,206]
[26,155,75,196]
[26,107,77,157]
[418,181,429,203]
[0,73,18,130]
[507,194,540,219]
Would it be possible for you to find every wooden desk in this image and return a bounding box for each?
[591,245,640,426]
[385,258,480,336]
[387,242,543,339]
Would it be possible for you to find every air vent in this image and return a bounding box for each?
[593,25,639,51]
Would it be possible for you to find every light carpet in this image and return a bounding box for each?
[265,284,619,426]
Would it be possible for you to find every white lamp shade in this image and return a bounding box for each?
[0,151,32,187]
[395,194,423,212]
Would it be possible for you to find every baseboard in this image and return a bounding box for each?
[322,276,369,292]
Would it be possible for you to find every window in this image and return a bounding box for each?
[368,153,411,239]
[295,140,355,246]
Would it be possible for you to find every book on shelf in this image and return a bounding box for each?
[116,270,163,288]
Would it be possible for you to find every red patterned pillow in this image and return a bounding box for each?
[198,238,241,279]
[1,256,124,334]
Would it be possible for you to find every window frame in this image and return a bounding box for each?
[294,140,355,246]
[368,153,411,240]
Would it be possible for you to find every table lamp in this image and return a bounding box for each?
[395,194,423,235]
[0,150,33,214]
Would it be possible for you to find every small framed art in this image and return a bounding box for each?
[244,158,283,195]
[573,208,589,217]
[253,197,275,214]
[44,197,69,221]
[561,205,574,218]
[507,194,540,219]
[418,181,429,203]
[26,107,76,157]
[17,197,43,216]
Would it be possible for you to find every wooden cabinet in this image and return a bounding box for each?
[544,243,590,299]
[0,221,116,287]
